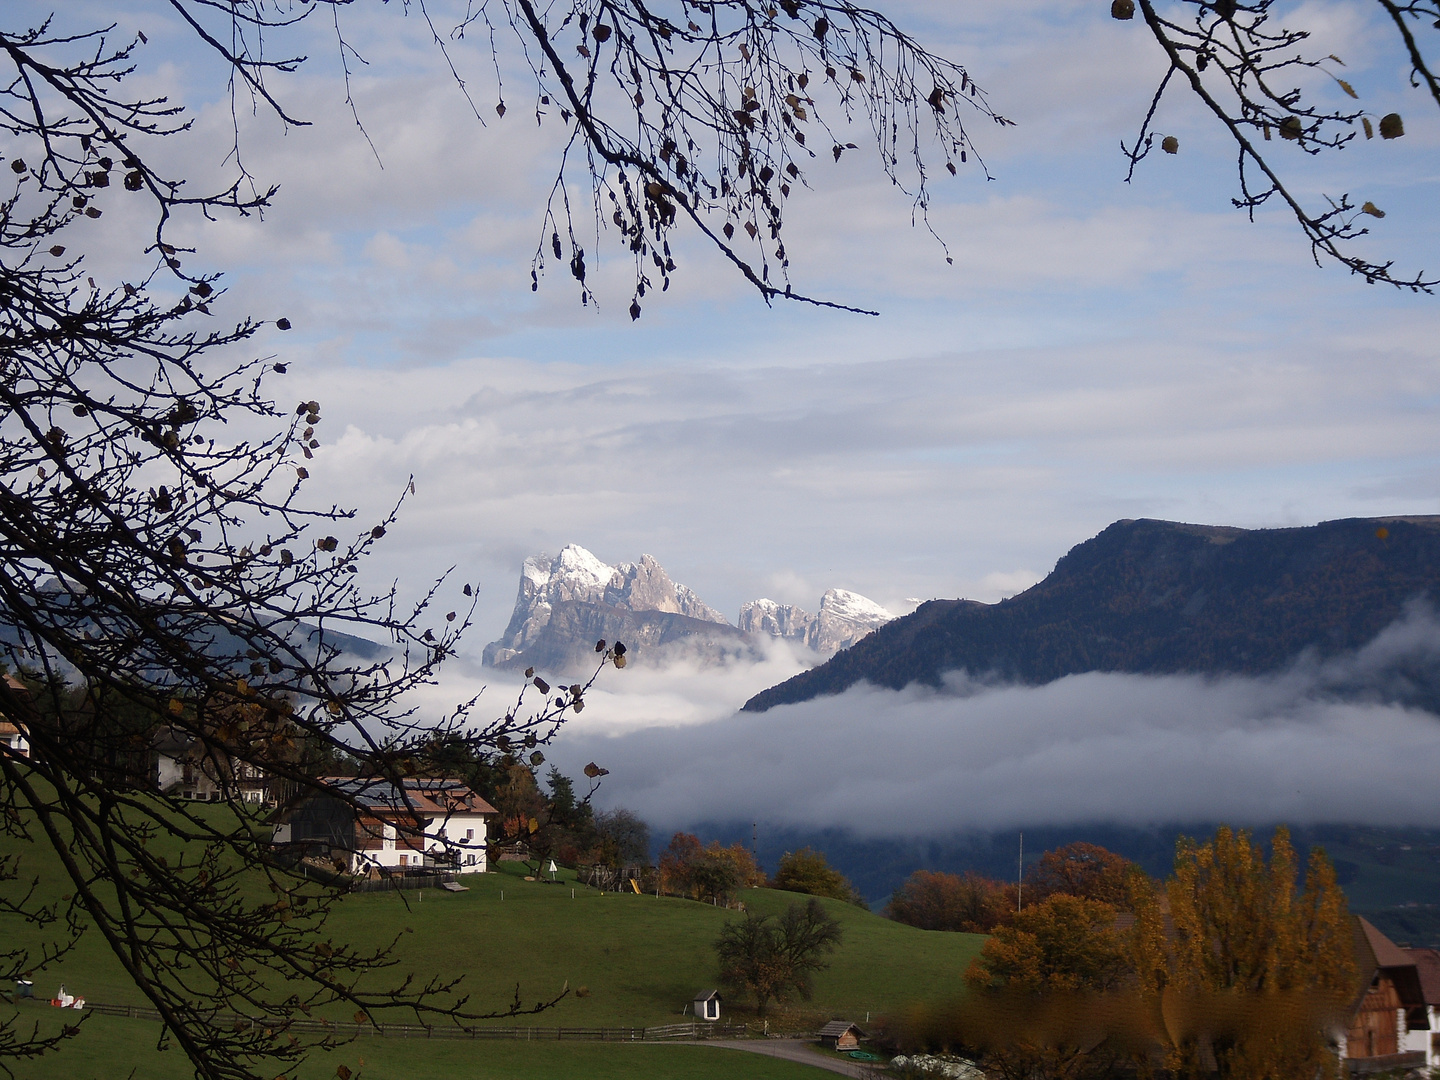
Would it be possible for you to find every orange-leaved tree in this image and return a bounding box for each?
[1024,842,1136,908]
[886,869,1014,933]
[1150,825,1357,1079]
[965,893,1130,996]
[658,833,764,904]
[939,892,1138,1080]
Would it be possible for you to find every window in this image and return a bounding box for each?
[465,828,475,841]
[399,854,408,867]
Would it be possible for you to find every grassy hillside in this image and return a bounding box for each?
[9,1009,835,1080]
[8,858,982,1025]
[3,819,983,1077]
[327,864,982,1027]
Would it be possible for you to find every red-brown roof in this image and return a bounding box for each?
[403,778,497,816]
[1353,916,1426,1010]
[1406,947,1440,1006]
[321,777,447,816]
[1359,916,1418,970]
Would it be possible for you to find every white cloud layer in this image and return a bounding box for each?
[548,608,1440,834]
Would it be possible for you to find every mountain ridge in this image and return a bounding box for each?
[483,545,893,673]
[742,515,1440,712]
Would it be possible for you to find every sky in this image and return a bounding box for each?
[17,1,1440,833]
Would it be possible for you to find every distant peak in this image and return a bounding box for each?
[820,587,894,622]
[484,545,730,670]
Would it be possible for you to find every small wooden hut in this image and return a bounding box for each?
[818,1020,866,1051]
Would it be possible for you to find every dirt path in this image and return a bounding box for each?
[681,1038,872,1077]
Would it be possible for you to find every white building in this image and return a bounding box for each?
[0,719,28,757]
[1405,945,1440,1068]
[404,778,497,873]
[280,777,496,875]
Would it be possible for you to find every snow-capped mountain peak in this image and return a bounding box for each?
[819,588,893,625]
[485,546,896,670]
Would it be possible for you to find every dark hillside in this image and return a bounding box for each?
[744,516,1440,711]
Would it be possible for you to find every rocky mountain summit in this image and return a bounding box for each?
[483,545,893,673]
[738,589,894,653]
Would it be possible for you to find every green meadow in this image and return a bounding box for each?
[8,1009,842,1080]
[3,820,985,1078]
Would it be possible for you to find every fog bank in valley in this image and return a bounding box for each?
[550,607,1440,835]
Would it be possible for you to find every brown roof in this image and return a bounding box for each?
[1359,916,1416,969]
[0,720,21,737]
[402,778,497,816]
[1353,916,1426,1010]
[1406,947,1440,1006]
[321,777,447,816]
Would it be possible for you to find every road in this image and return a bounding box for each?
[683,1038,873,1078]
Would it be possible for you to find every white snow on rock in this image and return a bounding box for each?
[738,598,816,639]
[819,587,893,626]
[737,589,893,652]
[485,546,730,666]
[486,545,896,667]
[805,588,894,652]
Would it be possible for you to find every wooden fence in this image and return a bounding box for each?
[82,1004,743,1042]
[288,861,458,893]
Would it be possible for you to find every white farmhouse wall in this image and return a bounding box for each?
[429,811,490,872]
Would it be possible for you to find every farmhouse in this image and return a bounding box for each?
[152,727,272,805]
[1340,917,1429,1074]
[402,778,496,871]
[0,718,27,757]
[277,777,496,875]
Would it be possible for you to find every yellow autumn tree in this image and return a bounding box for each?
[1157,826,1357,1080]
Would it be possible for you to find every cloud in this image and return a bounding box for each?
[548,607,1440,835]
[403,634,821,739]
[263,317,1440,636]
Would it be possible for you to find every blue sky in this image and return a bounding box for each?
[17,3,1440,786]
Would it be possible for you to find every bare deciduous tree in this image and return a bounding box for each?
[1120,0,1440,291]
[3,1,1433,1077]
[0,15,619,1079]
[714,897,842,1015]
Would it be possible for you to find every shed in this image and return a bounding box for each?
[818,1020,866,1051]
[692,989,722,1021]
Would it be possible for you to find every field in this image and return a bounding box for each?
[8,1009,844,1080]
[2,818,984,1078]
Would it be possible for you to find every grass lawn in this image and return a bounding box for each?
[320,863,984,1028]
[8,854,983,1027]
[4,816,982,1075]
[10,1009,835,1080]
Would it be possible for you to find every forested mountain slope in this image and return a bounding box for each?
[743,516,1440,712]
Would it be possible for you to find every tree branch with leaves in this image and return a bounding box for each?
[1117,0,1439,291]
